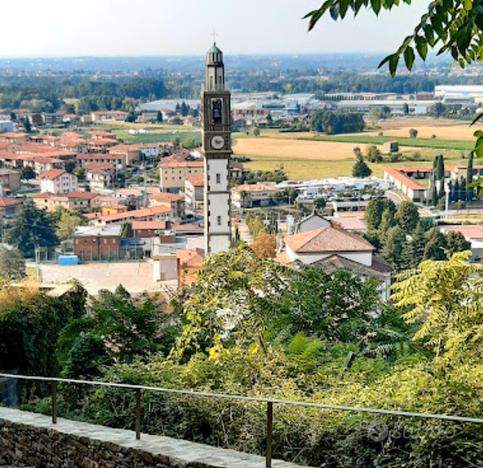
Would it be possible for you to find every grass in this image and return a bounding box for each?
[300,134,475,151]
[112,128,201,146]
[245,155,472,180]
[98,121,202,146]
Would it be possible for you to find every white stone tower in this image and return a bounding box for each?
[201,43,232,254]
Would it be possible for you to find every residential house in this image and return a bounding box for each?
[32,191,97,212]
[276,226,392,300]
[184,175,204,209]
[77,153,125,170]
[0,169,21,193]
[109,144,140,166]
[149,192,185,218]
[0,197,22,220]
[159,158,203,192]
[39,169,78,194]
[231,183,279,208]
[84,162,115,191]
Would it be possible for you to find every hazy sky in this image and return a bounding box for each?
[1,0,430,57]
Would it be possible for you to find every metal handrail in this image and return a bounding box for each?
[1,372,482,467]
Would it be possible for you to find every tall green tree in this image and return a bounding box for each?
[6,202,58,258]
[424,228,448,261]
[411,222,427,267]
[435,154,445,180]
[445,231,471,256]
[378,207,396,241]
[466,150,474,202]
[395,201,419,233]
[352,153,372,178]
[381,226,406,269]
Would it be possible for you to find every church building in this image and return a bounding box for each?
[201,43,232,255]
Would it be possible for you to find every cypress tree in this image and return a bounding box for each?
[453,179,460,201]
[460,176,467,201]
[424,228,448,261]
[412,223,426,266]
[400,240,417,270]
[381,226,406,270]
[436,154,445,180]
[378,207,396,241]
[431,176,438,206]
[467,151,474,202]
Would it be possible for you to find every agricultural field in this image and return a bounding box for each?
[233,117,477,180]
[100,121,201,146]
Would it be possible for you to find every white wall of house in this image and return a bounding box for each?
[40,173,78,194]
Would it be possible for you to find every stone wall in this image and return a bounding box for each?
[0,407,305,468]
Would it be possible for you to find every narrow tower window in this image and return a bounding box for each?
[216,173,221,184]
[217,216,222,226]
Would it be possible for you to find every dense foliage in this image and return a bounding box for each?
[2,246,481,467]
[311,109,365,134]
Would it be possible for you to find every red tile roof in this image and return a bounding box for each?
[98,204,171,223]
[285,227,374,254]
[84,162,114,172]
[159,159,203,169]
[63,192,98,200]
[384,167,426,191]
[176,248,205,268]
[150,193,184,202]
[39,169,67,180]
[0,197,22,207]
[186,175,204,187]
[32,192,53,199]
[132,221,168,230]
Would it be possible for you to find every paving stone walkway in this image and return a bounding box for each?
[0,407,309,467]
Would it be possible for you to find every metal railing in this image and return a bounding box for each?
[1,373,482,468]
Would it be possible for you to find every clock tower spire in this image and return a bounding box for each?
[201,42,232,255]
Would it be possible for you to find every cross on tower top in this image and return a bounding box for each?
[212,30,218,44]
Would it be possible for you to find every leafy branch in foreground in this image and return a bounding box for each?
[304,0,483,75]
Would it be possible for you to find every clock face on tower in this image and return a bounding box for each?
[211,135,225,150]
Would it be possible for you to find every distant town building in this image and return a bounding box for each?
[159,158,203,192]
[276,226,392,300]
[85,162,115,191]
[185,175,204,209]
[149,192,185,219]
[0,197,22,220]
[39,169,78,194]
[0,169,21,193]
[231,183,279,208]
[74,224,122,261]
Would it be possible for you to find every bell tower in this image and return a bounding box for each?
[201,43,232,254]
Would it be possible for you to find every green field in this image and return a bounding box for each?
[112,128,201,146]
[99,122,202,146]
[245,155,471,180]
[300,134,474,151]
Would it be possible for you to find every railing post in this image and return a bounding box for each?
[135,388,141,440]
[266,401,273,468]
[50,381,57,424]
